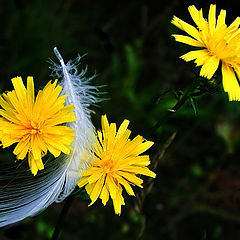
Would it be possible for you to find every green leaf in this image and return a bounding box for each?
[189,96,198,116]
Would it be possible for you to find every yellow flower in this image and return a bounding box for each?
[0,76,76,175]
[172,4,240,101]
[78,115,156,215]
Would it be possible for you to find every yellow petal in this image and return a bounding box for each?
[208,4,216,35]
[100,183,110,205]
[101,115,110,132]
[114,174,135,196]
[28,154,39,176]
[132,141,154,156]
[118,171,143,187]
[188,6,207,33]
[112,186,125,215]
[171,16,202,42]
[106,175,117,199]
[13,139,30,159]
[123,166,156,178]
[77,177,89,188]
[180,49,209,62]
[11,77,26,103]
[89,176,105,206]
[26,76,35,106]
[88,171,104,184]
[188,5,201,27]
[199,55,220,79]
[216,10,226,29]
[222,63,240,101]
[116,119,130,138]
[229,17,240,28]
[172,34,204,47]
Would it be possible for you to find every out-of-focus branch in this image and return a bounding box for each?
[135,132,176,240]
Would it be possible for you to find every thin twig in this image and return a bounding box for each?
[135,132,176,240]
[51,194,75,240]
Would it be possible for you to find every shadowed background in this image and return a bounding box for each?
[1,0,240,239]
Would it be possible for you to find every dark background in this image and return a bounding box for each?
[2,0,240,239]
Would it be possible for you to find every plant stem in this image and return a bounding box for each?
[153,79,199,132]
[51,194,75,240]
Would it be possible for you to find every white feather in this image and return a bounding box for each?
[0,48,97,227]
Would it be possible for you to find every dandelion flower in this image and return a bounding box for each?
[0,76,76,175]
[78,115,156,215]
[172,4,240,101]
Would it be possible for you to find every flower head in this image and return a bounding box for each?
[172,4,240,101]
[0,76,76,175]
[78,115,156,215]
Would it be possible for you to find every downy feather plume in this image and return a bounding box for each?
[0,47,97,227]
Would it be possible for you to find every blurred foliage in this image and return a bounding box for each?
[2,0,240,240]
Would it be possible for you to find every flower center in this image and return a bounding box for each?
[29,121,42,135]
[206,27,240,61]
[100,154,115,173]
[30,128,41,135]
